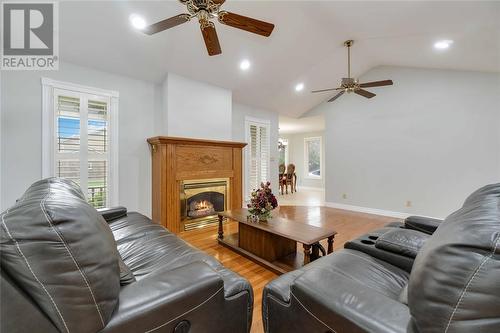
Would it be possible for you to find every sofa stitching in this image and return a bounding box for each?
[444,233,500,333]
[40,190,106,328]
[222,289,253,333]
[143,286,224,333]
[264,294,291,333]
[290,291,337,333]
[1,209,71,333]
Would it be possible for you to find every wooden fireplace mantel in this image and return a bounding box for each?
[147,136,247,233]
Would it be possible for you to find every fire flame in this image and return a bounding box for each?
[194,200,213,211]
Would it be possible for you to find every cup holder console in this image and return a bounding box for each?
[344,227,416,273]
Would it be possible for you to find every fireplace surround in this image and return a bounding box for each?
[148,136,246,233]
[181,178,229,230]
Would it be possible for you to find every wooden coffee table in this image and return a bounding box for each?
[217,208,337,274]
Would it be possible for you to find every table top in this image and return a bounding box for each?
[218,207,337,245]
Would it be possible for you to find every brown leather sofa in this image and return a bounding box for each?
[263,183,500,333]
[1,178,253,333]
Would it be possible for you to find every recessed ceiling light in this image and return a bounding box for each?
[130,14,146,30]
[434,40,453,50]
[239,59,251,71]
[295,83,305,92]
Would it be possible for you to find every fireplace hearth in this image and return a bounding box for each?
[181,179,229,231]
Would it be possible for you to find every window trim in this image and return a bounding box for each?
[244,116,271,202]
[304,136,322,180]
[41,77,119,206]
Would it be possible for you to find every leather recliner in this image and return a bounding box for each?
[262,183,500,333]
[1,178,253,333]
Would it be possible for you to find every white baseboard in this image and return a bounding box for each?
[324,202,411,219]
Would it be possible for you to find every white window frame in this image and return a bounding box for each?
[244,116,271,202]
[304,136,322,180]
[41,78,119,206]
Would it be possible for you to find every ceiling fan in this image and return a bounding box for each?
[142,0,274,56]
[312,40,393,102]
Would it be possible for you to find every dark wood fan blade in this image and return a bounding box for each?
[328,91,345,102]
[355,89,376,98]
[212,0,226,5]
[218,11,274,37]
[144,14,191,35]
[200,23,222,56]
[359,80,393,88]
[312,87,343,93]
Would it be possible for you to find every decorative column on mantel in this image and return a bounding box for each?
[147,136,247,233]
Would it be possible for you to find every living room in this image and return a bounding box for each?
[1,1,499,333]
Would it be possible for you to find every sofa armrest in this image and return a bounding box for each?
[102,262,224,333]
[97,206,127,222]
[404,216,442,234]
[290,270,410,333]
[375,229,430,258]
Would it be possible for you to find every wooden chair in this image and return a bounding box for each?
[279,164,286,194]
[284,164,296,194]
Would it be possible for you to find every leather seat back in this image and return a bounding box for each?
[0,178,120,333]
[408,183,500,333]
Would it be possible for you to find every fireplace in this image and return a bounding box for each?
[181,179,229,231]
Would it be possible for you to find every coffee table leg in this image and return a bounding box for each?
[311,243,319,261]
[303,244,312,265]
[327,236,334,254]
[218,215,224,240]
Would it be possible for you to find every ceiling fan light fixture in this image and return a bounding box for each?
[239,59,251,71]
[434,39,454,50]
[130,14,147,30]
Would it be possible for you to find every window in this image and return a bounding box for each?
[42,78,118,208]
[304,137,322,179]
[245,117,271,199]
[278,138,289,166]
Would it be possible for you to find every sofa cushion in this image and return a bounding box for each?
[108,212,253,301]
[0,178,120,333]
[118,253,136,285]
[109,213,222,278]
[408,183,500,333]
[263,249,410,333]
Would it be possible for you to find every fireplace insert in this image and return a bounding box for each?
[181,179,229,230]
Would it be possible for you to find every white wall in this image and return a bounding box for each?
[1,62,160,215]
[280,131,325,189]
[309,66,500,218]
[232,103,280,197]
[1,64,280,215]
[165,73,232,141]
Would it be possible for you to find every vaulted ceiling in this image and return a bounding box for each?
[60,1,500,117]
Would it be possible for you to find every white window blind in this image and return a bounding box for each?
[245,119,270,198]
[54,88,111,208]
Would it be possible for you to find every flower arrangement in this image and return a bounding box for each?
[247,181,278,221]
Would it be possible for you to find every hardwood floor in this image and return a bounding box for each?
[178,206,397,333]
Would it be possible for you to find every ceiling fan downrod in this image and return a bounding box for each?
[344,39,354,79]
